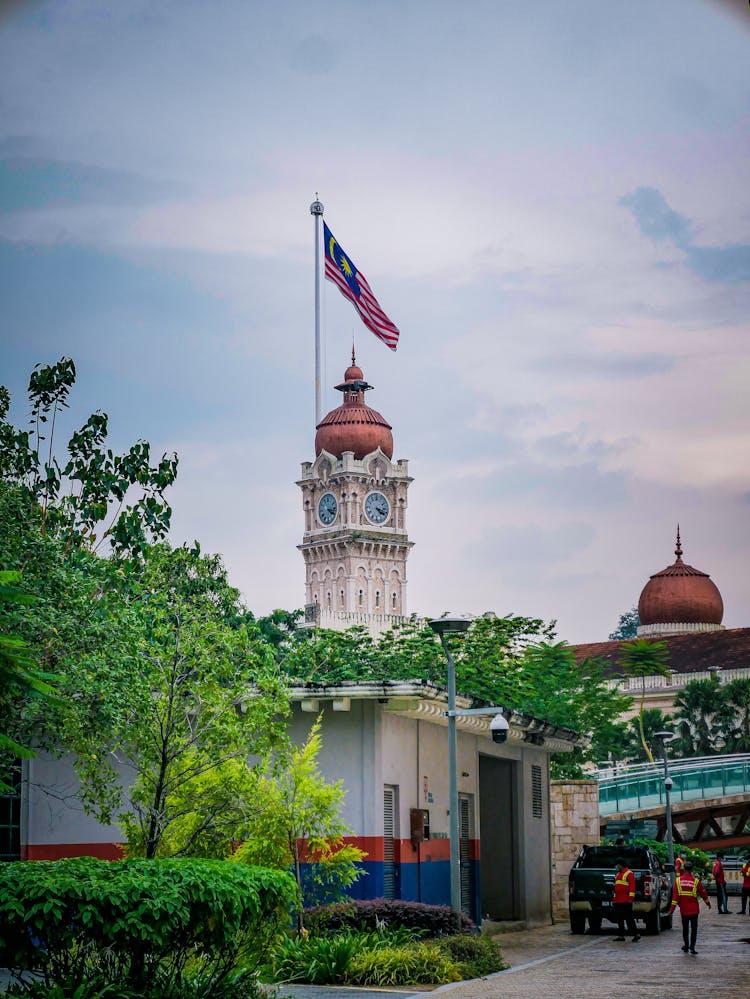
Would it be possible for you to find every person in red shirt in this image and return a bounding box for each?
[740,855,750,915]
[713,852,730,914]
[612,858,641,942]
[671,860,710,954]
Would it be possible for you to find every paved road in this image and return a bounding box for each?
[429,908,750,999]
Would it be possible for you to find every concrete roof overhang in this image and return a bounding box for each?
[284,679,585,754]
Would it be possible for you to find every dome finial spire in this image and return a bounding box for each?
[352,337,356,368]
[675,524,683,562]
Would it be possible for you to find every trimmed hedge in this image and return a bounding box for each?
[437,934,508,976]
[304,898,474,937]
[0,857,296,998]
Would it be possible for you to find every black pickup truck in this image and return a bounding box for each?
[568,845,674,935]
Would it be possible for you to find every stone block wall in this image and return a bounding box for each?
[549,779,600,920]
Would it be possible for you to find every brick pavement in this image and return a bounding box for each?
[424,908,750,999]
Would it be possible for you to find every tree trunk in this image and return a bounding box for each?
[638,677,654,764]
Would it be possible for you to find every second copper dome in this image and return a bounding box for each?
[638,533,723,626]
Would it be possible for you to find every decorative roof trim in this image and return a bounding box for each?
[284,679,585,752]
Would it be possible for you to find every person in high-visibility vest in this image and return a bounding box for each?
[670,860,710,954]
[712,852,730,914]
[675,850,687,876]
[613,858,641,942]
[740,855,750,915]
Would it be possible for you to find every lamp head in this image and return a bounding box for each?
[428,616,472,636]
[654,730,675,742]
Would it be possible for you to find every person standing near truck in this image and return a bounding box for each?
[740,855,750,915]
[675,850,687,876]
[713,852,730,913]
[671,860,710,954]
[613,858,641,942]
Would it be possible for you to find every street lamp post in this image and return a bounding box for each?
[655,730,676,871]
[429,616,471,927]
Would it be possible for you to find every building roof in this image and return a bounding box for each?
[570,627,750,677]
[637,528,724,627]
[315,356,394,460]
[285,679,586,752]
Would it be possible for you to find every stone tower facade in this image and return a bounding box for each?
[298,356,413,636]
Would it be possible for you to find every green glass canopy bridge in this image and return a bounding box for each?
[597,754,750,849]
[598,754,750,817]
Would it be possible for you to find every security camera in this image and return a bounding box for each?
[664,776,673,790]
[490,713,509,745]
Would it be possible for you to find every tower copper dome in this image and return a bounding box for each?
[314,352,394,460]
[637,528,724,628]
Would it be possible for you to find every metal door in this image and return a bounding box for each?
[459,792,476,919]
[383,784,400,898]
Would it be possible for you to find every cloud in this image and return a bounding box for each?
[454,460,629,511]
[534,352,676,380]
[465,521,596,589]
[684,244,750,284]
[0,157,174,213]
[288,35,339,75]
[619,186,693,246]
[620,185,750,284]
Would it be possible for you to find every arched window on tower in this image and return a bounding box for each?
[340,589,345,607]
[375,590,381,608]
[326,591,332,609]
[392,591,397,609]
[358,589,364,607]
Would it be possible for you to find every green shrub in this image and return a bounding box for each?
[347,944,463,986]
[5,970,265,999]
[436,934,507,977]
[264,932,359,984]
[5,983,135,999]
[0,858,296,999]
[303,899,474,936]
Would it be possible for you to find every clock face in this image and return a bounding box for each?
[364,491,390,525]
[318,492,338,526]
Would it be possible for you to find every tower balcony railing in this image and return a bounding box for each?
[595,753,750,816]
[607,666,750,692]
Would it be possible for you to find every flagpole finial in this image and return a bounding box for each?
[310,195,324,216]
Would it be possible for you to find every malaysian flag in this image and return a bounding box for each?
[323,223,400,351]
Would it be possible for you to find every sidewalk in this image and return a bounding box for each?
[427,907,750,999]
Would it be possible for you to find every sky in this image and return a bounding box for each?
[1,0,748,643]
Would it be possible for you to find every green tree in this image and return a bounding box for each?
[609,606,640,640]
[120,545,289,859]
[617,639,670,763]
[282,615,629,776]
[672,677,726,757]
[0,360,177,559]
[0,570,61,790]
[624,707,675,763]
[0,482,145,806]
[721,678,750,752]
[233,715,365,926]
[0,357,183,809]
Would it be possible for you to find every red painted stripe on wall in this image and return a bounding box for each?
[25,843,125,861]
[23,837,480,866]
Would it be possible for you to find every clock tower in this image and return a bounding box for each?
[298,353,413,635]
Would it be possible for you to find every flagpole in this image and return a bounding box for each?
[310,195,324,425]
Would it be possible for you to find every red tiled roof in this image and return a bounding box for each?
[569,627,750,677]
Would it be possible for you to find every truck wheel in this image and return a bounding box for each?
[570,913,586,935]
[588,916,602,934]
[644,906,661,935]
